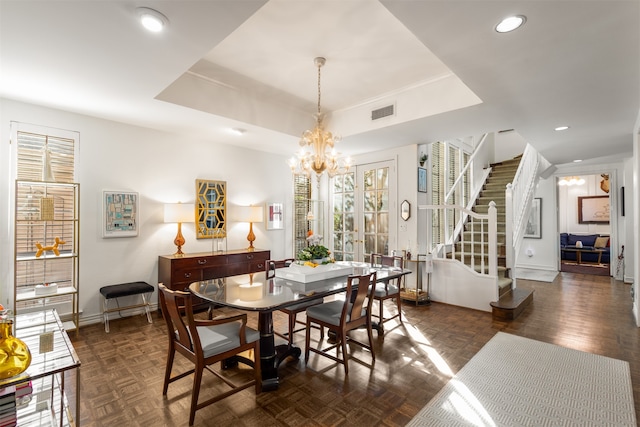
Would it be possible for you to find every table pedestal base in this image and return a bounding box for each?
[259,312,303,391]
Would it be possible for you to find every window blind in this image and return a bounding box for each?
[293,174,311,256]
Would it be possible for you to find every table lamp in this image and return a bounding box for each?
[164,202,194,257]
[236,205,263,251]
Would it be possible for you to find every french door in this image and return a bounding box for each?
[331,160,396,262]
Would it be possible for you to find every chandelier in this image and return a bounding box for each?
[288,57,351,178]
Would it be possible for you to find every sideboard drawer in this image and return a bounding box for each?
[172,256,226,270]
[227,252,267,264]
[172,268,203,287]
[249,259,267,272]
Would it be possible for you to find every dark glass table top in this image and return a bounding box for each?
[189,261,410,312]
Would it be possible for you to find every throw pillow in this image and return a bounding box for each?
[594,236,609,248]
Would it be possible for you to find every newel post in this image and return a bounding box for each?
[505,183,514,275]
[488,201,498,278]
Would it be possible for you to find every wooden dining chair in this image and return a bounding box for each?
[370,253,404,334]
[304,271,377,374]
[158,284,261,426]
[266,259,324,346]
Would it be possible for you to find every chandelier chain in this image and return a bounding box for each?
[317,62,322,115]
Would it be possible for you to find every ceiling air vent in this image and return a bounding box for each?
[371,104,394,121]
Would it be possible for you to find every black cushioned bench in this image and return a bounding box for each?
[99,281,154,333]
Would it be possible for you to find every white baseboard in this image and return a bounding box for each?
[78,303,159,328]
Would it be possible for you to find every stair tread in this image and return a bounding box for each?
[490,288,534,309]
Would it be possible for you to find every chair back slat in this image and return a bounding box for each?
[343,271,376,325]
[371,253,404,269]
[159,284,197,352]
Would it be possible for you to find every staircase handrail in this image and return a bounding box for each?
[442,133,490,248]
[505,144,542,271]
[419,202,498,278]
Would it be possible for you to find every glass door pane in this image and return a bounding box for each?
[331,161,395,262]
[332,172,356,261]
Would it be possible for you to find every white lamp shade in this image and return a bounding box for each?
[236,205,264,223]
[164,203,194,223]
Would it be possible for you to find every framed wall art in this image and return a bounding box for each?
[266,202,284,230]
[524,198,541,239]
[578,195,610,224]
[418,167,427,193]
[195,179,227,239]
[103,190,139,238]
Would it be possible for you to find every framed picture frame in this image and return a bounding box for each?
[418,167,427,193]
[524,198,541,239]
[266,202,284,230]
[578,195,610,224]
[103,191,139,238]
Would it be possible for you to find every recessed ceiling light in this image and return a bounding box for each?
[573,159,583,163]
[230,128,246,135]
[555,126,570,131]
[137,7,168,33]
[495,15,526,33]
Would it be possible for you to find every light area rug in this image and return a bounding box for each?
[515,267,558,282]
[408,332,636,426]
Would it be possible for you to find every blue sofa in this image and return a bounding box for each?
[560,233,610,264]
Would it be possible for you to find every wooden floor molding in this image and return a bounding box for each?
[65,272,640,426]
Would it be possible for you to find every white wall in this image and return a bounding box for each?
[516,176,558,271]
[493,131,527,164]
[1,98,293,325]
[623,157,635,283]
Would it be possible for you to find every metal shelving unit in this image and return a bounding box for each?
[14,181,79,335]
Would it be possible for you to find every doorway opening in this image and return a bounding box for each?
[557,173,612,276]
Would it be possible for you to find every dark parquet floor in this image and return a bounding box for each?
[66,271,640,426]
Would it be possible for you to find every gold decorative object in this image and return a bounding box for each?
[288,57,351,178]
[195,180,226,239]
[35,237,66,257]
[235,205,263,251]
[164,202,195,257]
[40,197,54,221]
[0,319,32,380]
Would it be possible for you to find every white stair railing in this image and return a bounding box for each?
[505,144,544,273]
[420,202,498,278]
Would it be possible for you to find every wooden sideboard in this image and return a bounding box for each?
[158,249,270,311]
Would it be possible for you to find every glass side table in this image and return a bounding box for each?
[0,310,80,426]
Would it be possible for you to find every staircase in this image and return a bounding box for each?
[455,156,534,320]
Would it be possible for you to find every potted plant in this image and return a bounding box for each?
[419,154,427,166]
[298,233,331,264]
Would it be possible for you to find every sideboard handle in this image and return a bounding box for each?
[197,259,208,265]
[246,254,254,260]
[257,263,264,269]
[184,272,192,278]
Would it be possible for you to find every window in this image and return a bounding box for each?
[293,174,311,256]
[430,140,471,246]
[16,131,76,182]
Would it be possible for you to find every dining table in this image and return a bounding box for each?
[189,261,411,391]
